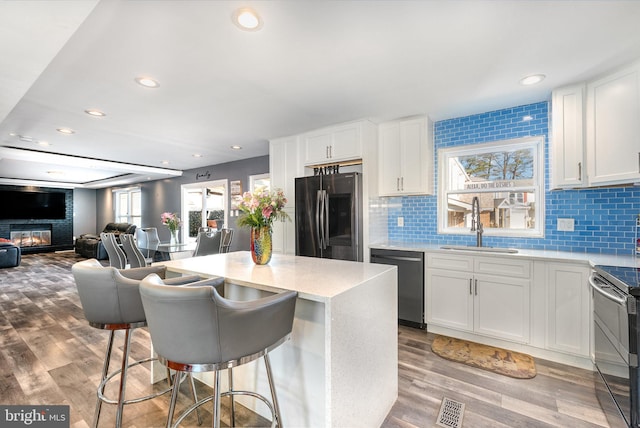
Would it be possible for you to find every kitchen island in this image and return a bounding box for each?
[153,251,398,428]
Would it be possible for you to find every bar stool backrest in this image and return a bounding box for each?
[120,234,147,268]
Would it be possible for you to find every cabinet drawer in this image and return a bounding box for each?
[474,257,531,279]
[427,253,473,271]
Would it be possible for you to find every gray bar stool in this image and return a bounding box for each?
[139,274,298,428]
[71,259,218,427]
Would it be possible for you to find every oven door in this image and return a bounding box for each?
[591,273,633,428]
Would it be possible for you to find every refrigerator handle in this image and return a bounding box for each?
[316,190,323,249]
[323,190,329,250]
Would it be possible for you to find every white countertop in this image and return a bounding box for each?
[370,241,640,268]
[154,250,397,302]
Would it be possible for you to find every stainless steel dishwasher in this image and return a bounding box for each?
[370,249,425,329]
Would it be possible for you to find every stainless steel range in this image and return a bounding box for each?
[591,265,640,428]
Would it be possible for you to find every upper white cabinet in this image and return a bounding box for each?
[586,62,640,186]
[551,84,586,188]
[551,60,640,188]
[269,136,300,200]
[303,121,363,165]
[378,116,433,196]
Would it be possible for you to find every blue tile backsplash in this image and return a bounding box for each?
[386,102,640,255]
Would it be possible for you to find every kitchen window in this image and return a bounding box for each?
[438,136,544,237]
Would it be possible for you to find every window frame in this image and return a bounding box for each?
[113,187,141,227]
[437,136,545,238]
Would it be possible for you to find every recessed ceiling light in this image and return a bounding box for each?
[519,74,546,86]
[9,132,16,137]
[230,145,242,150]
[56,127,75,135]
[18,135,33,142]
[85,109,106,117]
[37,141,51,147]
[47,170,65,177]
[161,160,170,165]
[233,7,263,31]
[192,153,202,158]
[135,76,160,88]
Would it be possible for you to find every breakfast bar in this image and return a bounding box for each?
[153,251,398,428]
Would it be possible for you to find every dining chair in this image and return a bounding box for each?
[100,232,127,269]
[136,227,160,258]
[139,273,297,428]
[219,228,234,253]
[120,233,150,268]
[193,230,222,257]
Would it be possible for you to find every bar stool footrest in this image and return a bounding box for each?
[97,357,176,406]
[172,389,277,428]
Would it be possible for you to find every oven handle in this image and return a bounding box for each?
[589,273,627,306]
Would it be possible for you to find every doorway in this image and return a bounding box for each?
[181,180,228,242]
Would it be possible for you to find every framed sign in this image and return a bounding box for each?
[230,180,243,210]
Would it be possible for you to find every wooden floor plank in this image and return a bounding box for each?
[1,251,613,427]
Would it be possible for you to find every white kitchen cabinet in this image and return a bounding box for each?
[378,116,433,196]
[545,262,590,357]
[303,121,363,165]
[271,207,295,255]
[269,137,300,255]
[269,136,300,200]
[426,253,531,344]
[586,61,640,186]
[551,84,586,188]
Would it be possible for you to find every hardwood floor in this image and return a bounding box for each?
[0,251,611,427]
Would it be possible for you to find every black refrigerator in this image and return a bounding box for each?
[295,172,363,262]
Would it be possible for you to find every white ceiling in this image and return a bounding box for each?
[2,0,640,189]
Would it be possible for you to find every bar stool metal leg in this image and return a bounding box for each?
[189,374,203,425]
[264,354,283,428]
[166,373,181,428]
[212,371,222,428]
[93,330,115,428]
[228,368,235,427]
[116,328,134,428]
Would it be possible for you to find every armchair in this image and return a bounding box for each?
[75,222,137,259]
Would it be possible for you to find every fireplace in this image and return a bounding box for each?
[10,225,53,248]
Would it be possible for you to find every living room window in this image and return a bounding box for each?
[438,136,544,237]
[113,187,141,227]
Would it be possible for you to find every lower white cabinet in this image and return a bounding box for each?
[272,207,295,255]
[544,262,591,357]
[426,254,531,344]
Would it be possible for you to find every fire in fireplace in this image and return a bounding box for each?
[10,230,52,247]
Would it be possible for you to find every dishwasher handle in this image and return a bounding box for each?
[589,273,627,306]
[371,255,423,263]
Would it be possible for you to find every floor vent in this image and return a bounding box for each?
[436,397,465,428]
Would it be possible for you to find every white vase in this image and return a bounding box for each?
[170,230,179,245]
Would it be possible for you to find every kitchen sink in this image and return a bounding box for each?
[440,245,519,254]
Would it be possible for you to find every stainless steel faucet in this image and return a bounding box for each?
[471,196,483,247]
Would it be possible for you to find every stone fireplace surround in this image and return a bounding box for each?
[0,185,74,254]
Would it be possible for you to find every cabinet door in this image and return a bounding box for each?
[378,122,402,196]
[545,263,590,357]
[331,124,361,161]
[474,274,530,343]
[551,84,585,188]
[399,117,428,194]
[303,123,362,165]
[586,62,640,186]
[304,132,332,165]
[272,207,295,255]
[426,269,473,332]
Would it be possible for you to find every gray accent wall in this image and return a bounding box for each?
[73,188,96,238]
[95,155,270,252]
